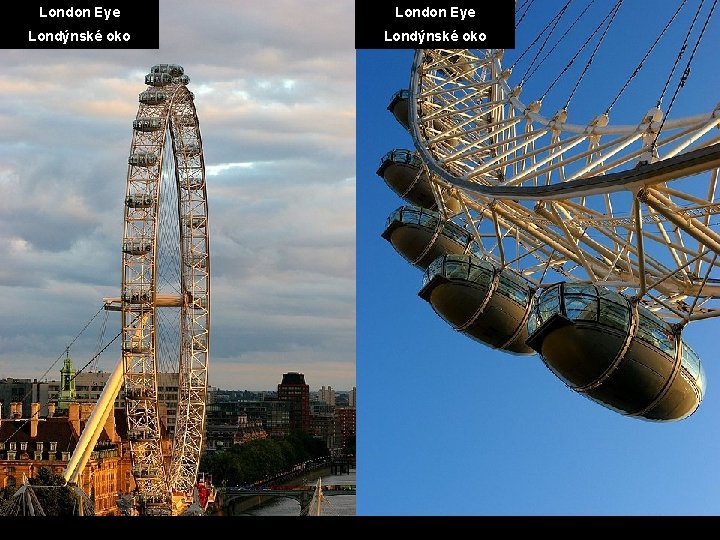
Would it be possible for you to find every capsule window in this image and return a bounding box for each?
[395,89,409,99]
[422,257,444,288]
[527,313,539,336]
[636,311,676,356]
[467,261,493,286]
[563,293,597,322]
[598,298,629,330]
[563,283,592,295]
[443,222,470,246]
[388,149,421,167]
[681,343,705,392]
[126,194,154,208]
[444,258,469,280]
[419,212,437,228]
[139,90,167,105]
[537,288,561,324]
[151,64,184,76]
[133,118,163,131]
[145,73,172,86]
[498,274,529,305]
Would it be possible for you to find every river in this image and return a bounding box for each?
[233,468,356,516]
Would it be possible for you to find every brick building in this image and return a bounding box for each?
[277,372,310,433]
[0,401,135,515]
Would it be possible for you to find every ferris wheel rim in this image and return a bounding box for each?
[120,64,210,514]
[408,48,720,200]
[388,46,720,323]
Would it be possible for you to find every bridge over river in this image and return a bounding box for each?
[218,483,356,515]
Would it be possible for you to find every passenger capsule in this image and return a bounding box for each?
[187,215,207,228]
[128,151,158,167]
[145,73,173,86]
[150,64,184,77]
[377,149,460,213]
[125,388,155,400]
[387,89,410,130]
[121,288,152,304]
[419,254,534,355]
[122,239,152,255]
[126,194,155,208]
[176,74,191,85]
[381,206,476,269]
[133,117,163,132]
[526,283,705,421]
[139,90,167,105]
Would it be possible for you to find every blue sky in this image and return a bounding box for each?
[357,2,720,516]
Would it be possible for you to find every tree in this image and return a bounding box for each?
[201,433,330,486]
[29,467,77,516]
[0,485,16,515]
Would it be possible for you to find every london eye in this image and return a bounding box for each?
[61,64,210,516]
[118,63,210,514]
[373,2,718,422]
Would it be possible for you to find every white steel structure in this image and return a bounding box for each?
[117,63,209,515]
[50,64,208,517]
[376,4,718,421]
[403,42,720,326]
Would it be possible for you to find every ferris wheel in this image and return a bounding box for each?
[114,63,210,515]
[377,3,719,422]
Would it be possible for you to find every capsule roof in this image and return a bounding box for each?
[150,64,184,76]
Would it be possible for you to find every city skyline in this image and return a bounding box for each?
[0,0,356,392]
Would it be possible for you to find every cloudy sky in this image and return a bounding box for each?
[0,0,355,391]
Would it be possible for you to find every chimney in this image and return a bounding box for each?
[30,403,40,438]
[48,402,56,417]
[11,402,21,419]
[68,402,81,436]
[80,403,94,422]
[105,407,118,442]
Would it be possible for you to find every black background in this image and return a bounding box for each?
[5,0,159,49]
[356,1,515,49]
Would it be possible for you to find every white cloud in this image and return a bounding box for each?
[0,0,355,392]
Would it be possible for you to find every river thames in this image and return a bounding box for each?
[238,468,356,516]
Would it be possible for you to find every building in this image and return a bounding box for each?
[335,407,356,450]
[349,386,356,408]
[57,349,76,410]
[204,395,290,451]
[310,400,336,450]
[277,372,310,433]
[46,370,180,437]
[0,401,135,516]
[0,379,34,419]
[318,386,336,406]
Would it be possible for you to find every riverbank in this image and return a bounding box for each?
[214,465,337,516]
[243,467,356,516]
